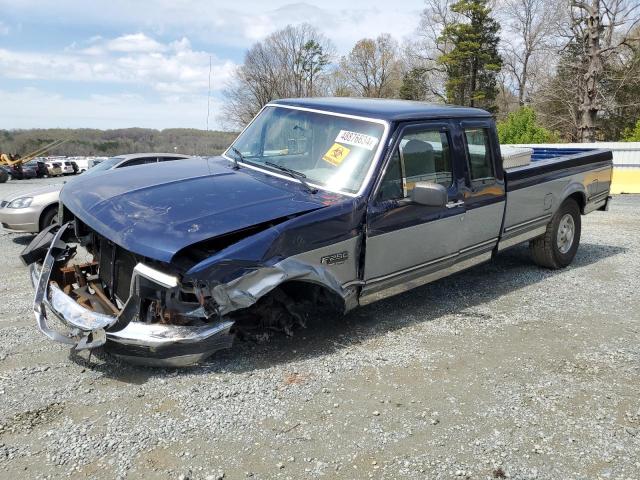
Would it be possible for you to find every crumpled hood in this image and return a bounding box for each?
[60,157,330,262]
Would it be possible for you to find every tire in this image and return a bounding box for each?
[0,170,8,183]
[530,199,581,269]
[39,207,59,231]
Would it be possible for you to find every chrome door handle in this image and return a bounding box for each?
[446,200,464,209]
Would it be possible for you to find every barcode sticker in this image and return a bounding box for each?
[335,130,379,151]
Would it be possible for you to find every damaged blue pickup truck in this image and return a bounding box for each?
[22,98,613,366]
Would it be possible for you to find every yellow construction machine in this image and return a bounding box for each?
[0,139,66,183]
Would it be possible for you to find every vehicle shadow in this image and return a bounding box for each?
[73,242,627,382]
[10,234,35,246]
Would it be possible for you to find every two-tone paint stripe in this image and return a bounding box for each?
[364,236,498,287]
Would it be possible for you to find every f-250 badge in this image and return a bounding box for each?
[321,251,349,265]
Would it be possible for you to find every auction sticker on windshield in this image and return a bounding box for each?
[335,130,379,150]
[322,143,351,166]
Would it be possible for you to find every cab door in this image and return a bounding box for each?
[360,121,466,303]
[456,121,505,260]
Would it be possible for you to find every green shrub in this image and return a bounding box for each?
[497,107,558,144]
[622,119,640,141]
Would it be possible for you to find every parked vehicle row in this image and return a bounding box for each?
[69,157,107,173]
[44,160,78,176]
[0,153,191,233]
[0,160,78,181]
[0,161,48,181]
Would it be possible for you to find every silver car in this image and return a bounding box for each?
[0,153,191,233]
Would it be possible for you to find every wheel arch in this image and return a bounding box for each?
[276,279,347,312]
[38,202,59,231]
[201,255,356,318]
[561,183,587,214]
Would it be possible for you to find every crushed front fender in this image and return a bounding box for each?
[27,223,235,367]
[208,257,350,316]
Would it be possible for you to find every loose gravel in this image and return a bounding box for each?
[1,178,639,479]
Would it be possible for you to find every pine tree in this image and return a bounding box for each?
[295,40,330,96]
[399,67,429,101]
[437,0,502,111]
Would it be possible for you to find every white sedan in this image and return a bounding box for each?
[0,153,191,233]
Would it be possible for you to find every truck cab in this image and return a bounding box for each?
[360,110,506,302]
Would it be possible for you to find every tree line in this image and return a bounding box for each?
[222,0,640,143]
[0,128,237,158]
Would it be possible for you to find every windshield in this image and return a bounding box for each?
[82,156,124,176]
[227,106,386,194]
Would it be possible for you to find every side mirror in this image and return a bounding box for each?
[410,182,447,207]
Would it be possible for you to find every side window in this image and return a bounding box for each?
[401,130,452,192]
[377,128,452,201]
[377,150,403,201]
[464,128,494,182]
[121,157,158,168]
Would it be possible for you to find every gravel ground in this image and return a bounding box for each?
[1,178,639,480]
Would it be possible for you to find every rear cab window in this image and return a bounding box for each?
[121,157,158,167]
[463,127,495,185]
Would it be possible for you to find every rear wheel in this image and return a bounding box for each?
[530,198,581,269]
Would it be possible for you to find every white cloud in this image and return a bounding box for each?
[0,1,426,129]
[106,33,165,53]
[259,3,421,53]
[0,88,223,130]
[0,1,424,53]
[0,34,236,96]
[186,2,423,53]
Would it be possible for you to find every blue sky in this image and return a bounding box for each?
[0,0,424,130]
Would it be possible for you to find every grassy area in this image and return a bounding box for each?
[0,128,238,158]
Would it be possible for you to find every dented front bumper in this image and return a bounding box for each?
[30,224,234,367]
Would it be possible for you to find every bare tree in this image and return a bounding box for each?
[533,58,584,140]
[269,25,333,97]
[598,32,640,138]
[337,34,402,98]
[535,21,640,141]
[221,24,334,128]
[499,0,565,106]
[566,0,640,141]
[495,69,520,118]
[409,0,459,101]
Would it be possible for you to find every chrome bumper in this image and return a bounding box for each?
[31,224,234,367]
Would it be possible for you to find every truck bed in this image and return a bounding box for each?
[499,148,613,251]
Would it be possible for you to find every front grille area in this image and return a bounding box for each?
[98,237,114,288]
[97,235,138,302]
[70,212,175,304]
[0,201,7,208]
[114,249,137,301]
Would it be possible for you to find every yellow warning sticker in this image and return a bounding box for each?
[322,143,350,166]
